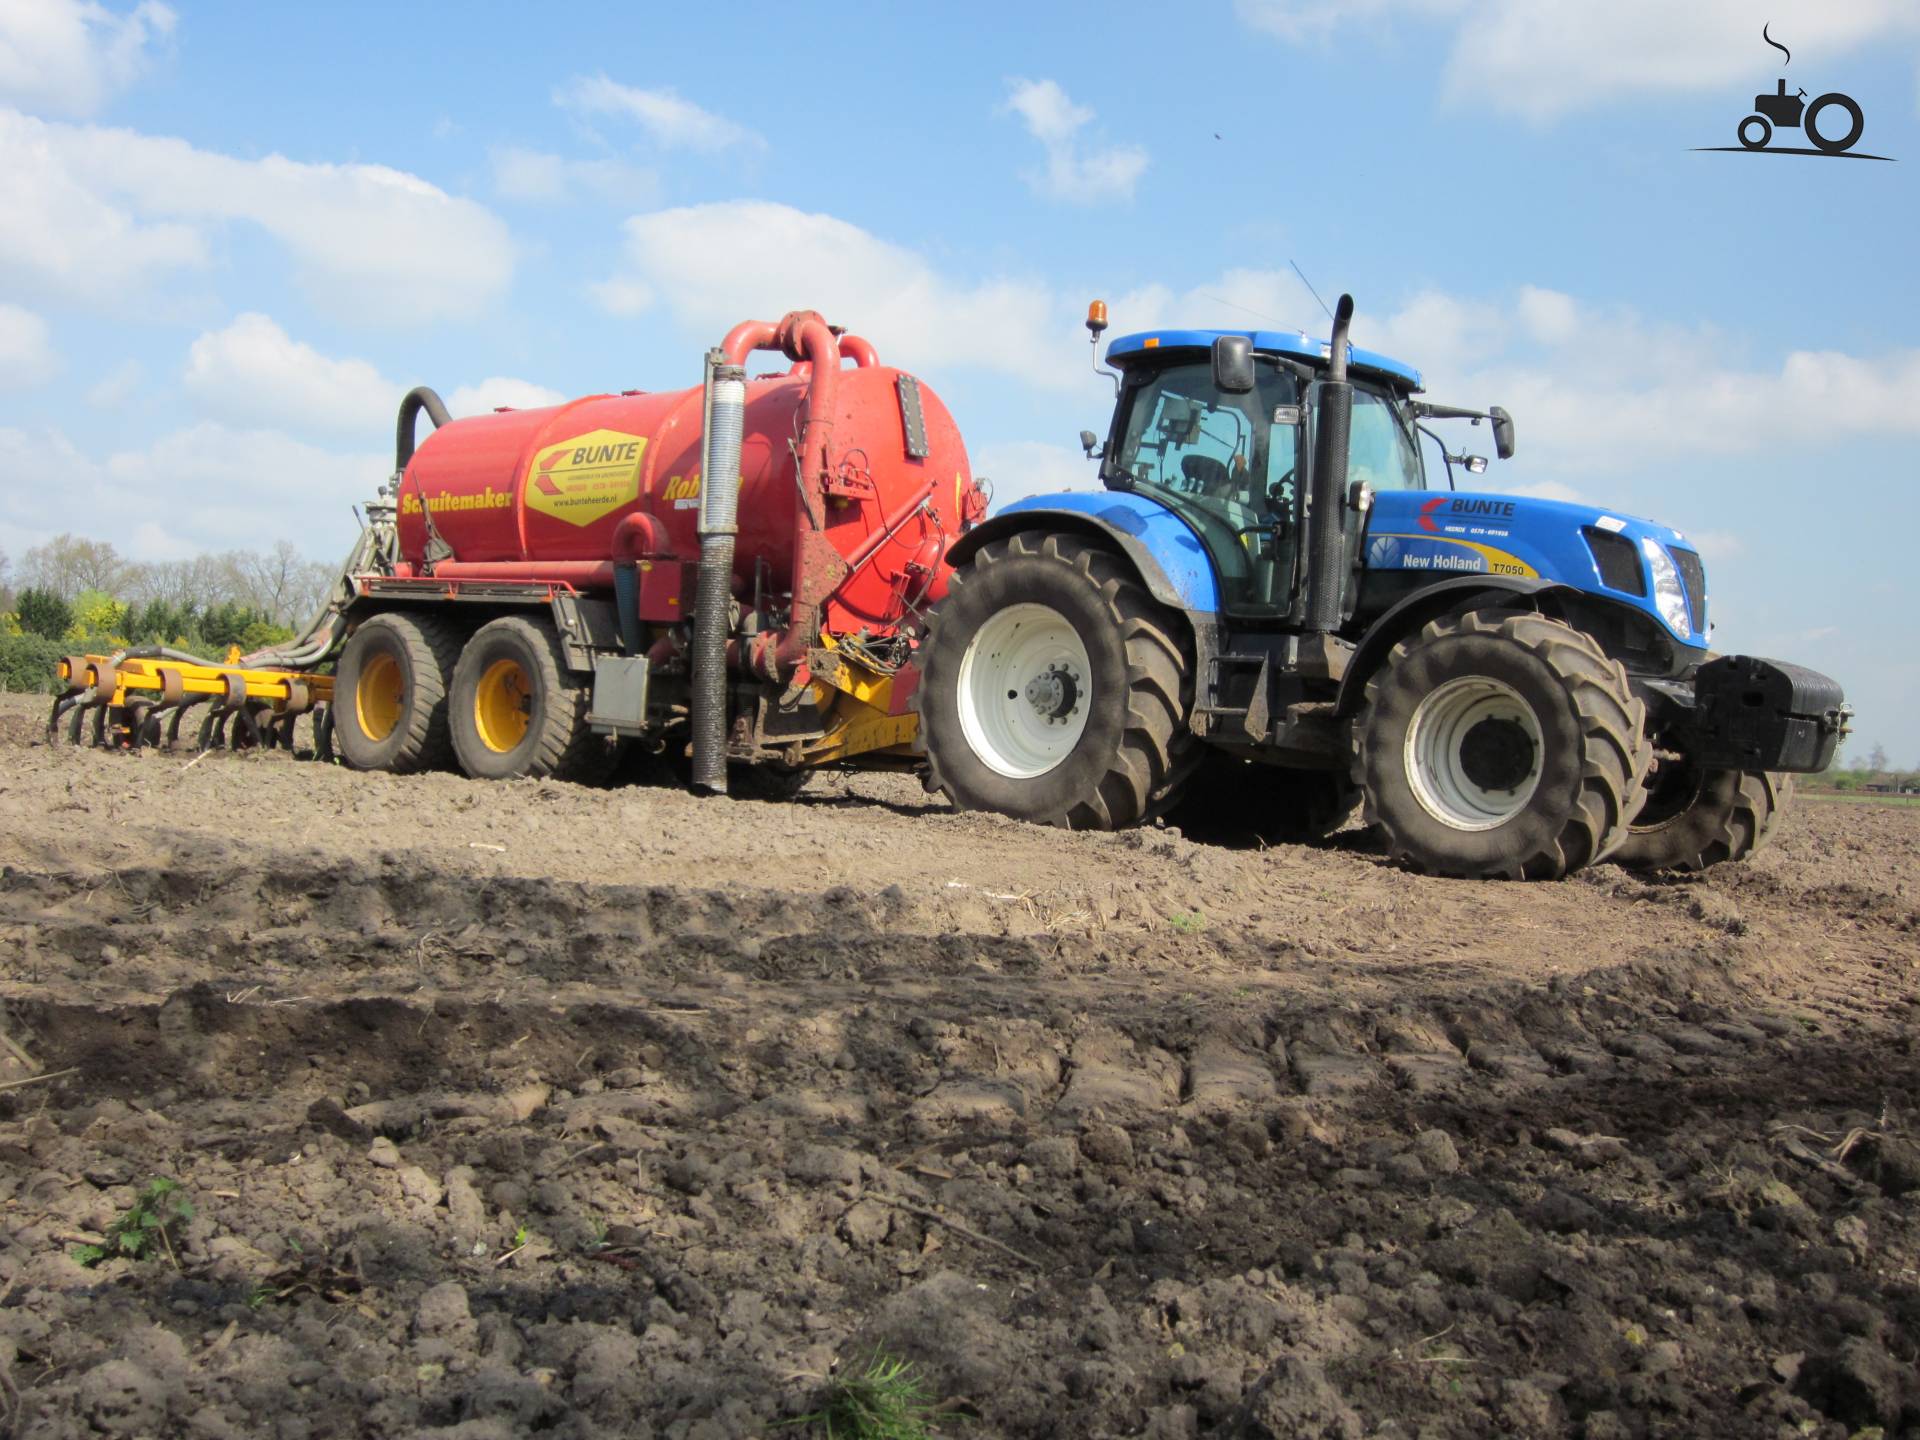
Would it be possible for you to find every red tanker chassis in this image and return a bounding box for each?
[313,310,989,788]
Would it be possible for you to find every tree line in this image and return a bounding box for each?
[0,535,336,693]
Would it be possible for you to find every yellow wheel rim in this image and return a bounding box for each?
[474,658,533,753]
[355,652,404,742]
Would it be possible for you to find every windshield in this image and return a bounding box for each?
[1350,385,1424,492]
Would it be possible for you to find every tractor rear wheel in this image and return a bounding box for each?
[916,533,1196,830]
[449,616,611,783]
[1351,609,1651,879]
[335,612,463,774]
[1613,763,1788,871]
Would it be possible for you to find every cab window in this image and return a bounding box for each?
[1349,386,1423,492]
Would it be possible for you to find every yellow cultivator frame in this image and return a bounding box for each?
[51,653,335,754]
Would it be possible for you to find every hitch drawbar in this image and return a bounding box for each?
[1689,654,1849,773]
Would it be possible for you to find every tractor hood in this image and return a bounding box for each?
[1365,490,1711,647]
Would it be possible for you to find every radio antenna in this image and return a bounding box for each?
[1290,259,1335,324]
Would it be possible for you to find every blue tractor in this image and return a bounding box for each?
[913,295,1848,879]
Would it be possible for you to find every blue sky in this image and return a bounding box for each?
[0,0,1914,760]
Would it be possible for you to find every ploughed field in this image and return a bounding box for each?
[0,691,1915,1440]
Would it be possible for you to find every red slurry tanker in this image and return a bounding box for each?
[57,310,986,793]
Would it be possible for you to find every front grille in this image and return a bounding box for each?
[1583,527,1645,596]
[1670,547,1707,632]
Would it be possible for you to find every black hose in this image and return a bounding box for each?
[395,386,452,472]
[1305,294,1355,634]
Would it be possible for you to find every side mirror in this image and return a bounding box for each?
[1079,429,1102,459]
[1490,406,1516,460]
[1211,334,1255,394]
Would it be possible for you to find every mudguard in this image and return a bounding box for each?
[1335,575,1563,715]
[946,493,1220,617]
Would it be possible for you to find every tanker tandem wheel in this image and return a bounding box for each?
[333,611,464,774]
[448,615,612,784]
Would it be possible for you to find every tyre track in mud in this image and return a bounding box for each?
[1,701,1917,1438]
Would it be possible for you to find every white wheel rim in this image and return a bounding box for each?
[955,603,1092,779]
[1404,676,1544,830]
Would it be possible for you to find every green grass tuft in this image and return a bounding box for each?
[785,1349,951,1440]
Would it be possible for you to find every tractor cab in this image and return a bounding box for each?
[1094,324,1431,623]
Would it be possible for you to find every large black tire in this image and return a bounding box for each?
[334,611,463,774]
[448,616,612,783]
[916,533,1196,830]
[1613,766,1789,871]
[1168,754,1358,847]
[1351,609,1652,880]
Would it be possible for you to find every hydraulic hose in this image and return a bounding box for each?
[394,386,451,472]
[691,352,746,795]
[1305,294,1355,635]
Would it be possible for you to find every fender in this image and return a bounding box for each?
[1335,575,1562,716]
[946,494,1220,615]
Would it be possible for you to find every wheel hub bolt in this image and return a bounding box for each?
[1024,665,1081,723]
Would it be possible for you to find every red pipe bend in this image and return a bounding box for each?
[612,511,666,560]
[836,333,879,368]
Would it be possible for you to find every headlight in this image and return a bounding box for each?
[1640,538,1692,636]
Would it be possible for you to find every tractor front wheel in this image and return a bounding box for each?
[916,533,1195,829]
[1613,763,1789,871]
[1351,609,1651,879]
[334,612,463,774]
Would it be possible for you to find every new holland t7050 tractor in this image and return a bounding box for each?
[914,296,1848,879]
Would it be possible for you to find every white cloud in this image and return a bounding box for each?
[0,110,515,322]
[0,109,206,296]
[0,421,385,561]
[1351,285,1920,477]
[556,75,762,152]
[0,303,56,386]
[1002,78,1148,204]
[0,0,175,118]
[1235,0,1461,44]
[1238,0,1920,121]
[594,200,1069,388]
[489,145,658,207]
[590,276,653,317]
[446,377,567,417]
[974,440,1104,511]
[85,357,141,408]
[183,314,397,438]
[1689,530,1745,561]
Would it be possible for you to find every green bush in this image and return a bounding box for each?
[0,632,68,693]
[238,620,295,652]
[15,587,72,640]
